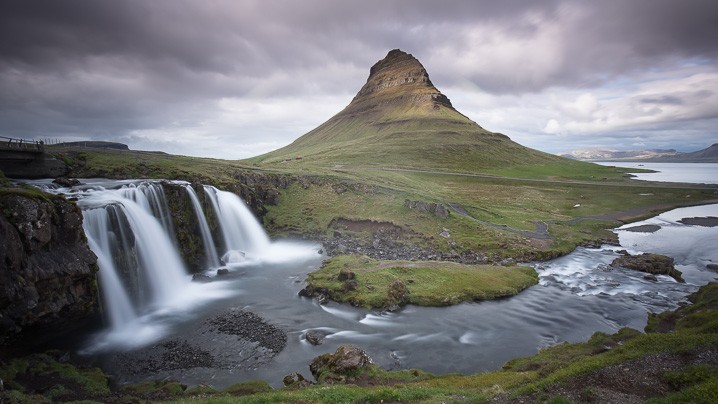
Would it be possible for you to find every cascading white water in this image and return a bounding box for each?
[183,184,221,269]
[29,178,301,350]
[119,182,177,245]
[203,185,271,263]
[82,208,137,330]
[80,186,189,315]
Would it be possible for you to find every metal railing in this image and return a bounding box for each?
[0,136,45,152]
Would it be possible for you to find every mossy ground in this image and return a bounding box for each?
[303,255,538,308]
[49,147,717,262]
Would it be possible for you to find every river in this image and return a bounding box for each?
[595,161,718,184]
[28,172,718,388]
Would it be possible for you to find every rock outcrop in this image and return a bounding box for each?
[611,253,684,283]
[309,344,372,384]
[0,189,99,345]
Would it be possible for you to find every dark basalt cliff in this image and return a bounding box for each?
[0,190,99,345]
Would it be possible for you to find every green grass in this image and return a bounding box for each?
[303,255,538,308]
[49,146,717,262]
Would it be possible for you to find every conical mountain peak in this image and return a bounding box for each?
[349,49,454,110]
[251,49,564,173]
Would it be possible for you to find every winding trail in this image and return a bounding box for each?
[448,202,551,239]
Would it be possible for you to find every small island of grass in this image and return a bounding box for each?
[299,255,538,309]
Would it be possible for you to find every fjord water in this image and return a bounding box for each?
[596,162,718,184]
[32,178,718,387]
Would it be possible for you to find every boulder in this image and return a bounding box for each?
[707,264,718,272]
[304,330,325,345]
[283,372,313,388]
[309,344,372,383]
[611,253,684,283]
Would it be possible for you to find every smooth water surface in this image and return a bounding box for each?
[595,162,718,184]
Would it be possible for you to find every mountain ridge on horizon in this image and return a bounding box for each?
[560,143,718,162]
[248,49,578,173]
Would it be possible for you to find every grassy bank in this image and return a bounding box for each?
[3,283,717,403]
[301,255,538,308]
[48,147,718,262]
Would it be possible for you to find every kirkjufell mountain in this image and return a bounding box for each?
[250,49,568,172]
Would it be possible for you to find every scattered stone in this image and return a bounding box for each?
[616,250,630,256]
[622,224,661,233]
[216,268,229,276]
[343,279,358,292]
[439,228,451,238]
[283,372,313,388]
[192,274,212,283]
[707,263,718,272]
[643,274,658,281]
[318,249,324,254]
[386,279,409,310]
[208,309,287,353]
[611,253,684,283]
[677,216,718,227]
[52,177,82,187]
[404,199,449,218]
[304,330,325,345]
[337,269,355,281]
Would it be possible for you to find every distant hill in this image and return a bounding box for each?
[55,141,129,150]
[561,144,718,163]
[249,49,576,173]
[559,148,679,161]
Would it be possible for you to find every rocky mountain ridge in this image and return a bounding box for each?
[561,143,718,162]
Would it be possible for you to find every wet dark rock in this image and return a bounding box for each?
[0,190,99,345]
[616,249,630,256]
[309,344,372,383]
[611,253,684,283]
[643,274,658,281]
[283,372,313,388]
[707,263,718,272]
[622,224,662,233]
[216,268,229,276]
[52,177,81,187]
[677,216,718,227]
[192,274,212,283]
[304,330,326,345]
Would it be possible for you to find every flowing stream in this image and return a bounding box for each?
[31,179,718,388]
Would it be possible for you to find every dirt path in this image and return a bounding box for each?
[448,202,551,239]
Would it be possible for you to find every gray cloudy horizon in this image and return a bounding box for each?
[1,0,717,159]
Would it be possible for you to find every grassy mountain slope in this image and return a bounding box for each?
[249,49,587,174]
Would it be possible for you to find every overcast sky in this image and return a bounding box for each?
[1,0,717,159]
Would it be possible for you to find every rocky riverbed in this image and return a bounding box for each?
[106,308,287,386]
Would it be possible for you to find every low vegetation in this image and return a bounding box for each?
[301,255,538,309]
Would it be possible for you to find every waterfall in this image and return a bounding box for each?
[32,178,285,349]
[82,208,137,330]
[203,185,271,263]
[183,184,221,269]
[80,188,189,318]
[118,182,177,245]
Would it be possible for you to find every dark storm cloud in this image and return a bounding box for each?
[0,0,716,155]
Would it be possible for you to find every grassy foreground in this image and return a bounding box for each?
[3,283,717,403]
[301,255,538,309]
